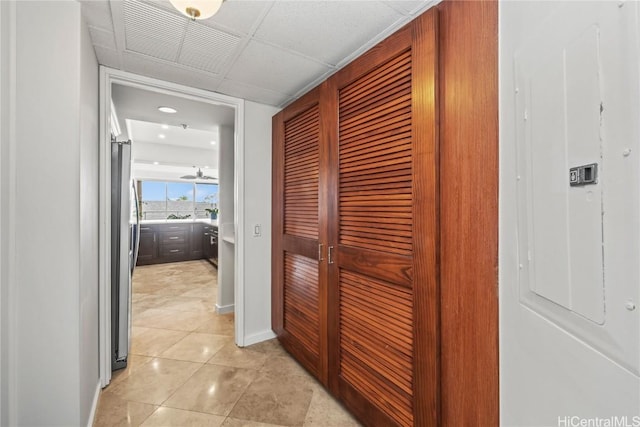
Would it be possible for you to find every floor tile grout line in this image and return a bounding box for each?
[123,260,219,418]
[155,359,207,409]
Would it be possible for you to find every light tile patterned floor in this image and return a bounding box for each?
[94,260,360,427]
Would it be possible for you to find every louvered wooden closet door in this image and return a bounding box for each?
[272,88,327,382]
[326,11,439,427]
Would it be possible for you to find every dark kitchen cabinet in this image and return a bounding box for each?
[137,225,158,265]
[159,223,190,262]
[135,222,216,266]
[203,225,218,268]
[190,223,204,258]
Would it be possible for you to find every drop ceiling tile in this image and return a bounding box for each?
[122,51,223,93]
[217,79,290,107]
[94,46,121,69]
[226,40,332,96]
[151,0,270,36]
[88,26,116,50]
[178,21,242,74]
[385,0,438,15]
[80,0,113,31]
[253,1,403,66]
[123,0,186,62]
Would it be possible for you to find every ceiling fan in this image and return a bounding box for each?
[180,167,216,180]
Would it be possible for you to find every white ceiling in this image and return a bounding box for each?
[125,119,219,149]
[80,0,439,107]
[111,83,226,181]
[111,83,234,135]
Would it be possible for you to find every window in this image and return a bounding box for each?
[195,183,219,219]
[139,180,218,220]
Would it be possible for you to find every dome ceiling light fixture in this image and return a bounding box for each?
[169,0,224,20]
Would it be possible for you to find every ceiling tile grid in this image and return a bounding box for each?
[121,51,224,92]
[226,39,333,96]
[217,78,290,107]
[88,25,117,50]
[123,0,187,61]
[81,0,439,106]
[178,21,242,73]
[251,1,403,66]
[79,0,115,31]
[93,45,122,67]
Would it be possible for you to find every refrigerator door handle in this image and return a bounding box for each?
[131,181,140,275]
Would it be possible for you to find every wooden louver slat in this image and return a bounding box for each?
[336,48,416,426]
[284,105,320,240]
[339,270,414,427]
[338,50,413,257]
[284,252,320,371]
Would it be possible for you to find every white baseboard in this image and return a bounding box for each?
[215,303,234,314]
[87,380,101,427]
[243,329,277,347]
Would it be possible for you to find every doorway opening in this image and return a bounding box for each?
[99,67,246,387]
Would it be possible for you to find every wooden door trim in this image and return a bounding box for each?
[439,1,499,425]
[411,8,440,426]
[271,111,285,335]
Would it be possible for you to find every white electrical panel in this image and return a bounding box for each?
[514,1,639,374]
[523,25,605,324]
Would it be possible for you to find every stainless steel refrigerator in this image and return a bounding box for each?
[111,138,139,371]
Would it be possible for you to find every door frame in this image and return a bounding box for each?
[98,67,246,387]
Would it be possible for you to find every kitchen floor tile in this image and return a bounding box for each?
[228,372,314,426]
[222,418,289,427]
[303,386,361,426]
[107,358,202,405]
[109,354,153,386]
[163,364,257,416]
[259,355,313,380]
[141,407,225,426]
[133,308,215,332]
[195,313,235,336]
[92,391,156,427]
[160,332,231,363]
[207,342,269,370]
[246,339,289,357]
[130,326,188,357]
[95,260,359,426]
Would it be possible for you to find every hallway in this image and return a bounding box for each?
[93,260,359,426]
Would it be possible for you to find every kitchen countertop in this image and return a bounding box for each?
[140,219,219,227]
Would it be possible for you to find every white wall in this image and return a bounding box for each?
[2,1,99,425]
[79,15,100,426]
[242,101,279,345]
[500,2,640,425]
[218,125,235,312]
[0,1,11,425]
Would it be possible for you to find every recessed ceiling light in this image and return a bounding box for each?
[158,106,177,114]
[153,161,159,165]
[161,124,169,129]
[158,134,166,139]
[210,141,216,145]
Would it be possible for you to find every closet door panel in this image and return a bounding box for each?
[328,10,439,427]
[335,48,415,426]
[272,88,326,381]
